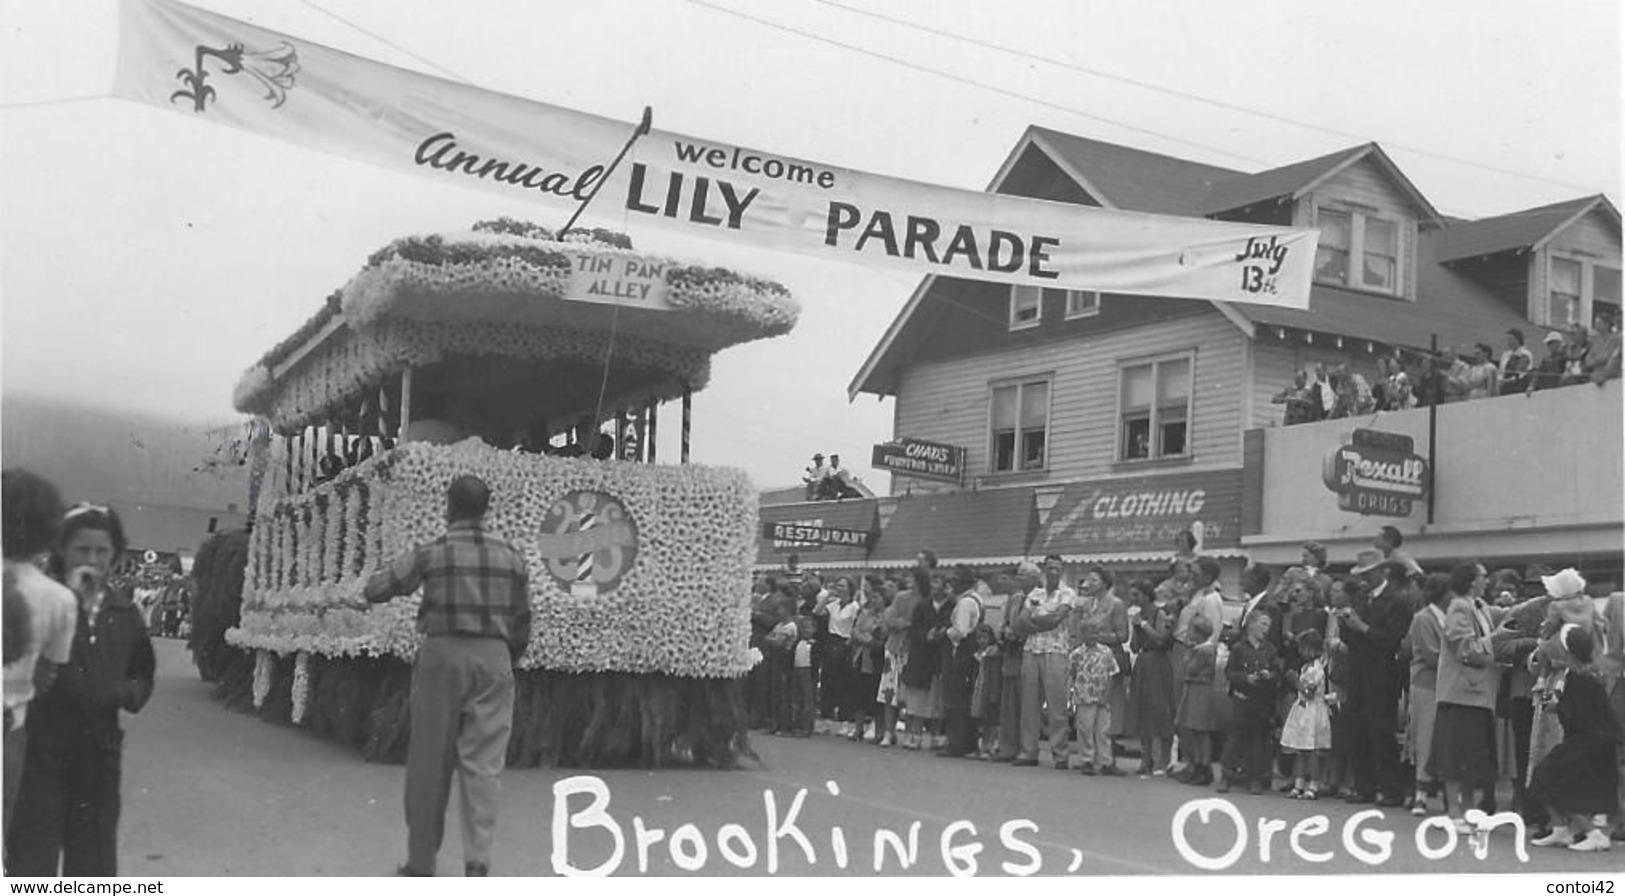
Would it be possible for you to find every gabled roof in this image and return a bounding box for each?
[850,127,1542,399]
[1021,127,1241,215]
[849,127,1247,399]
[1240,231,1536,352]
[1201,143,1445,227]
[1434,195,1621,263]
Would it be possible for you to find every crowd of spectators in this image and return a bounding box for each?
[746,530,1625,854]
[1273,315,1622,426]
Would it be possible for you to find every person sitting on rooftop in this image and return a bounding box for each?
[803,453,832,500]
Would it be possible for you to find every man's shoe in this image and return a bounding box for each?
[1344,792,1375,805]
[465,862,489,877]
[1054,760,1070,770]
[1376,794,1405,808]
[992,754,1017,763]
[1215,775,1231,794]
[936,750,968,759]
[396,864,433,877]
[1099,764,1124,777]
[1568,830,1612,852]
[1011,757,1039,767]
[1246,780,1263,796]
[1531,826,1573,847]
[1080,764,1097,776]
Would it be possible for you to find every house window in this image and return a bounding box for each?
[990,377,1049,472]
[1314,206,1404,296]
[1550,257,1582,326]
[1314,209,1351,285]
[1119,355,1192,461]
[1064,289,1100,319]
[1594,266,1621,328]
[1009,285,1041,330]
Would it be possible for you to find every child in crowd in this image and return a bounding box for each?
[790,617,817,736]
[1175,615,1220,785]
[1528,625,1624,852]
[1280,629,1333,799]
[970,625,1000,758]
[1219,610,1278,794]
[1069,623,1122,775]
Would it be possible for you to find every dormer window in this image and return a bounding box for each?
[1064,289,1100,319]
[1314,206,1403,296]
[1550,256,1582,325]
[1009,285,1041,330]
[1544,253,1621,328]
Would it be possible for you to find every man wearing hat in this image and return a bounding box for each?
[1339,548,1414,806]
[1374,526,1423,579]
[1527,331,1567,392]
[803,454,831,500]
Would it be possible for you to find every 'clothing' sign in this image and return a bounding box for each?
[1036,470,1242,556]
[871,437,965,484]
[1321,429,1428,518]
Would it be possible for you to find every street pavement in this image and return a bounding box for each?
[113,639,1617,877]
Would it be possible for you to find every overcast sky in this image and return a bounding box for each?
[2,0,1618,493]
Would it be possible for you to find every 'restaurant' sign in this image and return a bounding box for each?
[762,521,872,550]
[871,437,965,484]
[1322,429,1428,518]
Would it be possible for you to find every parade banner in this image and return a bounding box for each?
[111,0,1318,307]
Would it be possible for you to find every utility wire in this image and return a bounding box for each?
[811,0,1601,196]
[295,0,470,83]
[682,0,1275,168]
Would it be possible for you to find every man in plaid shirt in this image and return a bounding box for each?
[365,475,531,878]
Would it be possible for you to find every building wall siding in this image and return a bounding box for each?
[1550,209,1621,260]
[891,311,1247,494]
[1305,157,1422,300]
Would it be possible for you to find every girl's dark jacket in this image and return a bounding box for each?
[28,585,156,747]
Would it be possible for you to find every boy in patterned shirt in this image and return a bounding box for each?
[1069,623,1121,775]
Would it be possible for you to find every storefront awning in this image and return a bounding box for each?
[867,487,1037,567]
[755,499,879,568]
[1034,469,1244,559]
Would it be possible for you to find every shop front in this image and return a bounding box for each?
[754,498,880,573]
[864,486,1038,570]
[1033,469,1246,590]
[1242,380,1623,589]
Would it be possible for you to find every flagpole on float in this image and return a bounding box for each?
[559,106,654,238]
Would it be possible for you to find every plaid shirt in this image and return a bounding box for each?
[365,519,532,658]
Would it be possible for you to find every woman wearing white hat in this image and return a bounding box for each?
[1528,624,1624,852]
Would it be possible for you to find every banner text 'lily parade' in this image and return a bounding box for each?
[112,0,1319,307]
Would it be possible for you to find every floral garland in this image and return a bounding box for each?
[241,315,714,432]
[228,440,757,677]
[290,651,310,724]
[232,228,797,430]
[252,649,273,709]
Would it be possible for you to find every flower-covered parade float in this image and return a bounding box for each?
[199,218,796,768]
